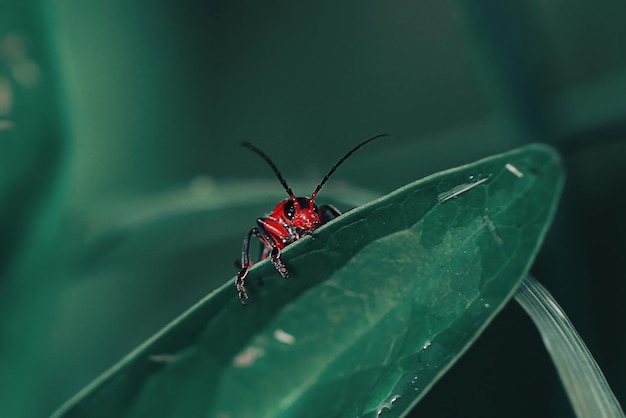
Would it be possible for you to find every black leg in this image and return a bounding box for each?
[319,204,342,223]
[236,218,292,304]
[270,246,289,279]
[256,219,290,279]
[236,227,261,305]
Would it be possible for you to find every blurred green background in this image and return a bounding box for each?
[1,1,625,417]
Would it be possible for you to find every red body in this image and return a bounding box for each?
[259,197,322,251]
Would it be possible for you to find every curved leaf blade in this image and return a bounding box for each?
[52,144,564,418]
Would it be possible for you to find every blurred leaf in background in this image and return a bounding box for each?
[0,1,66,417]
[1,0,625,417]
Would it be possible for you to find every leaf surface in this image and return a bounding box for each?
[52,144,564,418]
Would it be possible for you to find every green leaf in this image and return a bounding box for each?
[52,144,564,418]
[515,276,626,418]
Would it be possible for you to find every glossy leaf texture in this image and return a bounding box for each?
[52,144,564,418]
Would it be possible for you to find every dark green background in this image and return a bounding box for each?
[1,1,625,417]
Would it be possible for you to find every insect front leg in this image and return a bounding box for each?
[269,246,289,279]
[256,218,290,280]
[236,227,262,304]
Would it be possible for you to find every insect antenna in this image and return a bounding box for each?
[311,133,389,201]
[242,142,296,199]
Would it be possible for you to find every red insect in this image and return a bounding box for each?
[236,134,388,304]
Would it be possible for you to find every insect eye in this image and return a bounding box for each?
[283,201,296,219]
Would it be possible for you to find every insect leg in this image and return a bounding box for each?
[269,246,289,279]
[256,219,290,279]
[236,227,262,304]
[319,204,342,223]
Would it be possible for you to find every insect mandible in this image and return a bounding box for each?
[235,133,389,305]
